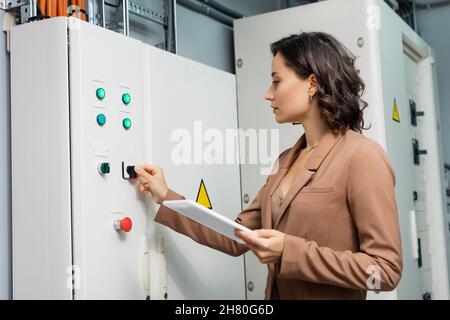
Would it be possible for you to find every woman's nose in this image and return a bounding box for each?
[265,88,274,101]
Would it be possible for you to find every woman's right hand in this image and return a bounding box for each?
[134,165,169,204]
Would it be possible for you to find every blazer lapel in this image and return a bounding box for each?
[274,131,343,229]
[274,169,315,228]
[263,168,287,228]
[264,135,306,228]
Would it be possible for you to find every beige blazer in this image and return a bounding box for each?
[155,129,403,299]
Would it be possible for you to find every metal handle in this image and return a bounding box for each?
[410,210,419,259]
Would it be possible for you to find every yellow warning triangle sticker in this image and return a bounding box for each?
[196,179,212,209]
[392,99,400,123]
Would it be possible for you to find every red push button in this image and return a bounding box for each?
[114,217,133,232]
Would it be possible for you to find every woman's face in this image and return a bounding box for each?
[265,53,314,124]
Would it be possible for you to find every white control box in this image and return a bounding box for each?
[11,17,244,300]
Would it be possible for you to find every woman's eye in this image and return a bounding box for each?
[272,81,280,85]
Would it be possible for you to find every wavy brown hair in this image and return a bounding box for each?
[271,32,369,134]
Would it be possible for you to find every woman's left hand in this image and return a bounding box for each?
[235,229,286,264]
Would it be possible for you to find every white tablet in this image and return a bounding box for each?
[161,199,252,244]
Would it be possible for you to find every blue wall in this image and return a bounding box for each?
[175,0,283,73]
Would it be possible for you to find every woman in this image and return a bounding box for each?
[134,32,403,300]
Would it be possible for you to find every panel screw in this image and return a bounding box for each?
[237,58,243,68]
[357,37,364,48]
[243,194,249,204]
[247,281,254,291]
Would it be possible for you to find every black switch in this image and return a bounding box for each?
[410,99,425,127]
[127,165,137,179]
[122,162,137,180]
[423,292,432,300]
[418,238,423,268]
[412,139,427,165]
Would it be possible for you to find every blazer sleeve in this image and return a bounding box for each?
[278,140,403,291]
[154,184,265,257]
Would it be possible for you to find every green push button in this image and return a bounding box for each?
[122,93,131,105]
[123,118,132,130]
[97,162,110,175]
[96,88,106,100]
[96,114,106,126]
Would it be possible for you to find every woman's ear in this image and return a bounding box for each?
[308,74,318,97]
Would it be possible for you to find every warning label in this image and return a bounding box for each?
[392,98,400,123]
[196,179,212,209]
